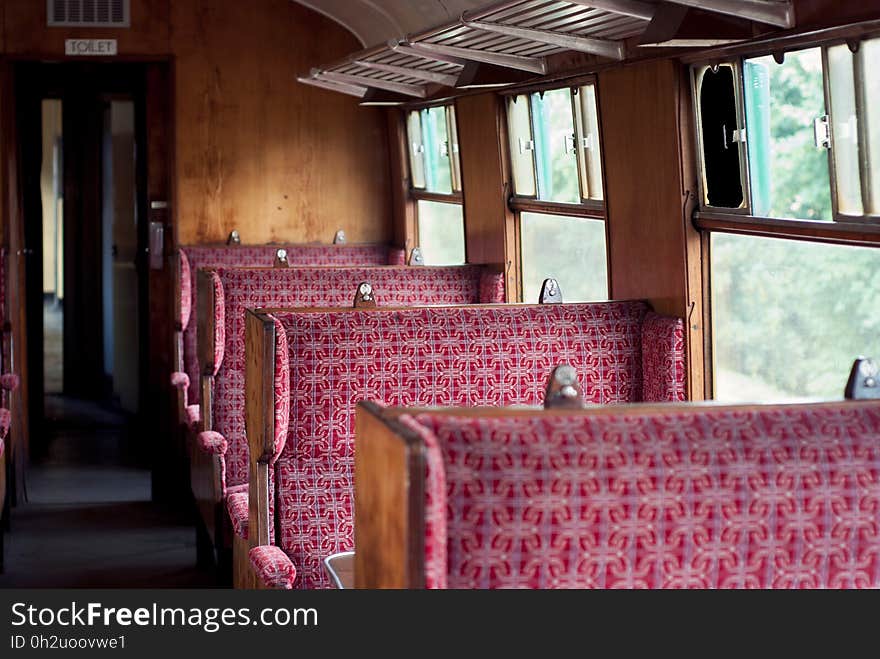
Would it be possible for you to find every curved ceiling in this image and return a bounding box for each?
[293,0,495,47]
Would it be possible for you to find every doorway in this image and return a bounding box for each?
[16,63,150,460]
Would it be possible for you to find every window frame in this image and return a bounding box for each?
[688,25,880,400]
[502,78,606,215]
[690,61,753,217]
[501,76,611,302]
[402,101,466,262]
[690,29,880,245]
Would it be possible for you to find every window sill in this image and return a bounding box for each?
[509,198,605,219]
[695,211,880,247]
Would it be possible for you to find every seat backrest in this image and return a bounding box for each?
[180,243,398,404]
[356,400,880,589]
[261,301,656,588]
[207,265,497,490]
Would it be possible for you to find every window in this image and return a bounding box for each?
[696,36,880,404]
[711,232,880,402]
[417,201,466,266]
[520,212,608,304]
[694,37,880,223]
[506,83,604,203]
[744,49,831,221]
[505,82,608,302]
[406,104,464,264]
[693,63,747,209]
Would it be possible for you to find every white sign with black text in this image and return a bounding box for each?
[65,39,118,56]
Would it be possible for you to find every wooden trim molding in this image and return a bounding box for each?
[695,211,880,247]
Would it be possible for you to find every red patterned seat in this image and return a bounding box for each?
[177,243,400,409]
[256,302,685,589]
[371,401,880,589]
[0,248,18,436]
[204,265,504,495]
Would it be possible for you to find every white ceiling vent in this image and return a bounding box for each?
[48,0,130,27]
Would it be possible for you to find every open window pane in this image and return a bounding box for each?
[744,48,832,221]
[446,105,462,193]
[506,95,537,197]
[862,38,880,215]
[826,44,863,216]
[531,89,580,204]
[575,84,604,201]
[421,106,453,194]
[696,64,745,208]
[417,200,465,265]
[406,110,426,190]
[520,212,608,304]
[711,232,880,402]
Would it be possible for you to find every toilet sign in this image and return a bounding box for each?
[65,39,118,56]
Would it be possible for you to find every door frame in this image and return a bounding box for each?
[1,57,176,500]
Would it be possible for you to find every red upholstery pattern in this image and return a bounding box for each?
[273,301,652,589]
[197,431,227,456]
[641,312,687,402]
[272,317,290,464]
[249,545,297,590]
[180,243,392,406]
[0,408,10,442]
[209,270,226,377]
[411,402,880,589]
[179,250,192,331]
[170,371,190,390]
[399,414,449,590]
[479,271,506,304]
[387,248,407,266]
[210,265,491,490]
[0,374,20,391]
[185,405,201,432]
[227,491,249,540]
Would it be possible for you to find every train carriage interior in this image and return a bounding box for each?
[0,0,878,591]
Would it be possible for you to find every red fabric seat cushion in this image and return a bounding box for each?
[411,401,880,589]
[226,491,249,540]
[249,545,296,590]
[180,244,393,408]
[0,407,10,442]
[211,265,495,491]
[272,301,650,588]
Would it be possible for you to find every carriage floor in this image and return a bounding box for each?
[0,397,213,588]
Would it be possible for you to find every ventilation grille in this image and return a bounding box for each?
[48,0,130,27]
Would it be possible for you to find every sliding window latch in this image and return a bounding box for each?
[564,134,577,155]
[518,138,535,154]
[814,115,831,149]
[722,124,746,149]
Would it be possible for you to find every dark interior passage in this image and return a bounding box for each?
[0,397,211,588]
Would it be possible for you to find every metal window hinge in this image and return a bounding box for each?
[814,115,831,149]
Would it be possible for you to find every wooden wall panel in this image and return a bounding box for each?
[387,109,414,252]
[600,59,689,319]
[3,0,171,56]
[171,0,391,245]
[456,93,509,266]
